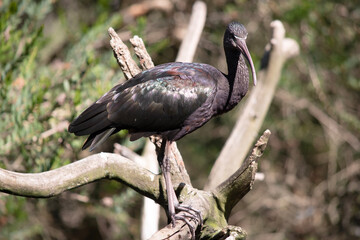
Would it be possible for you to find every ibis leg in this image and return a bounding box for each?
[159,140,202,239]
[162,141,177,220]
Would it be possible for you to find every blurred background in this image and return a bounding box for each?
[0,0,359,239]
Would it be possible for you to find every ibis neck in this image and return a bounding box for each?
[224,48,249,110]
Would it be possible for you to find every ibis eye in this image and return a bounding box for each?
[234,35,246,41]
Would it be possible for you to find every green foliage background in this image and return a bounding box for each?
[0,0,359,239]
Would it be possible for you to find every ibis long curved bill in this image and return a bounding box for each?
[235,36,257,86]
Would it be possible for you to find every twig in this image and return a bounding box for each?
[129,36,155,70]
[314,160,360,197]
[108,27,141,79]
[113,143,144,163]
[205,20,300,190]
[275,89,360,151]
[39,121,69,140]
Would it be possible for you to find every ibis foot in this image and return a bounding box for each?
[169,204,203,240]
[175,204,203,226]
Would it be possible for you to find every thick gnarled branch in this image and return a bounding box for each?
[0,131,269,240]
[149,130,271,240]
[214,130,271,218]
[0,153,161,201]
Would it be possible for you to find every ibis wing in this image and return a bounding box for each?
[68,62,217,145]
[107,67,215,132]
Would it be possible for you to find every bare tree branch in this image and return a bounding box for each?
[176,1,207,63]
[0,134,263,239]
[205,20,300,190]
[130,35,155,70]
[149,219,197,240]
[0,153,161,201]
[114,143,144,163]
[149,130,270,240]
[214,130,271,218]
[108,27,141,79]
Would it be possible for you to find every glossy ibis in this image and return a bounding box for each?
[69,21,256,234]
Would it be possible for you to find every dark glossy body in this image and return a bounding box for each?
[69,22,255,152]
[69,22,256,233]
